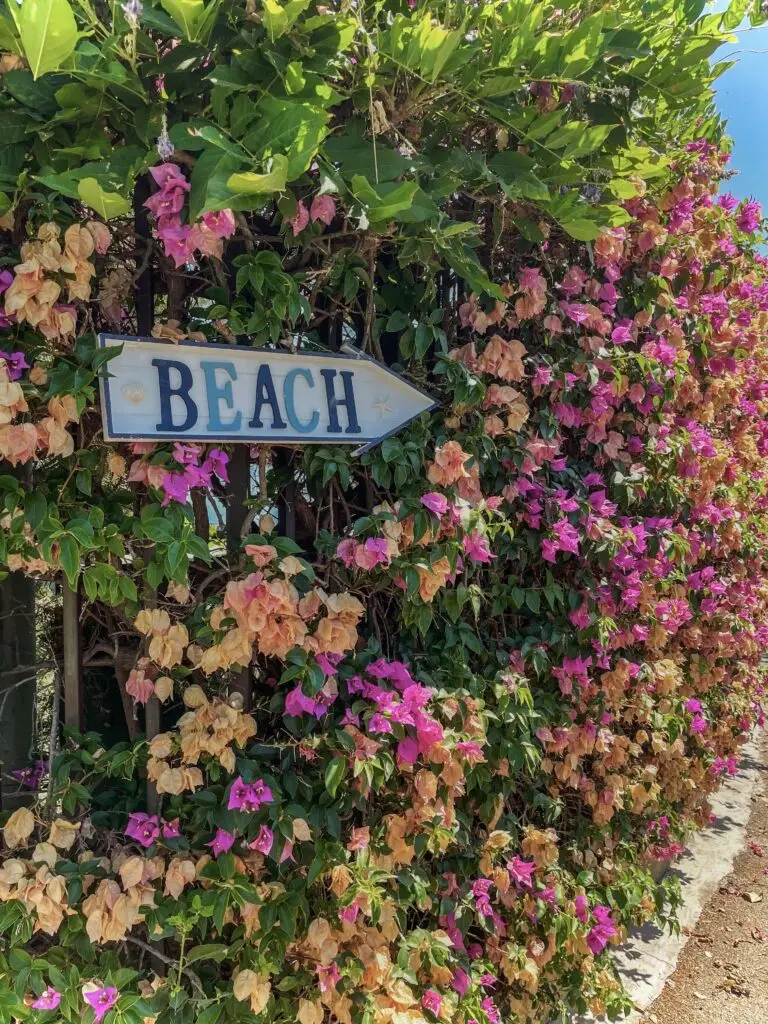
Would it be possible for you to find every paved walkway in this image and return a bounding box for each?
[589,734,768,1024]
[644,741,768,1024]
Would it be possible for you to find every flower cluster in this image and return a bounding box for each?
[144,163,236,267]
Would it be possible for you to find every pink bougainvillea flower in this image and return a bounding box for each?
[84,987,118,1023]
[161,818,180,839]
[32,988,61,1011]
[279,841,295,864]
[159,471,191,506]
[481,997,500,1024]
[397,736,419,765]
[316,651,343,676]
[362,537,390,567]
[586,905,618,954]
[336,538,359,568]
[463,530,494,564]
[228,776,273,812]
[125,812,160,848]
[507,856,536,890]
[421,990,442,1017]
[288,201,309,236]
[421,492,448,516]
[451,968,470,997]
[309,194,336,226]
[205,448,229,483]
[574,894,589,923]
[200,209,236,238]
[684,698,702,713]
[206,828,235,857]
[317,963,340,993]
[12,759,46,788]
[249,824,274,856]
[0,350,29,380]
[690,713,707,734]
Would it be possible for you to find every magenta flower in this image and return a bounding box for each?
[690,713,707,734]
[206,828,235,857]
[201,209,236,238]
[317,963,340,993]
[309,195,336,226]
[684,698,702,713]
[463,530,494,564]
[450,968,470,997]
[507,856,536,890]
[205,448,229,483]
[421,492,448,516]
[737,200,762,234]
[481,997,500,1024]
[32,987,61,1011]
[397,737,419,765]
[249,824,274,856]
[574,894,589,923]
[363,537,390,566]
[160,472,191,506]
[12,759,46,788]
[284,684,324,719]
[125,812,160,848]
[0,350,29,380]
[288,201,309,236]
[586,905,618,954]
[421,990,442,1017]
[84,987,118,1023]
[161,818,180,839]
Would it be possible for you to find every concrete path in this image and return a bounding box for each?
[611,734,767,1022]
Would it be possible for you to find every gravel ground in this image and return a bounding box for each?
[644,759,768,1024]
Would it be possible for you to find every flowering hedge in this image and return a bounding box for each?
[1,1,768,1023]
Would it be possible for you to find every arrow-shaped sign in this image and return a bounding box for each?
[98,335,437,453]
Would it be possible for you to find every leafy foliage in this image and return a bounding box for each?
[0,3,767,1024]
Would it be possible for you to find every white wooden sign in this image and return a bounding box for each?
[98,335,436,452]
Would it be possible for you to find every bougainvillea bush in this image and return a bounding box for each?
[2,0,768,1021]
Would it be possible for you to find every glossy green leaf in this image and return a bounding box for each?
[13,0,77,80]
[261,0,311,41]
[227,155,289,196]
[324,756,346,798]
[77,178,131,220]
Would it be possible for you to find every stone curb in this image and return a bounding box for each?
[569,733,766,1023]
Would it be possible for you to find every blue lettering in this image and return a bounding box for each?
[152,358,198,432]
[321,369,361,434]
[249,364,287,429]
[201,360,241,432]
[283,367,319,434]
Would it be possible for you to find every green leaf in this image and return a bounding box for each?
[58,535,80,586]
[261,0,310,41]
[489,151,549,202]
[351,176,418,224]
[77,178,131,220]
[13,0,77,80]
[142,518,176,544]
[243,99,329,181]
[560,217,602,241]
[559,12,605,78]
[606,178,640,200]
[324,756,346,798]
[0,14,21,54]
[721,0,749,30]
[227,154,289,196]
[160,0,207,40]
[185,943,230,965]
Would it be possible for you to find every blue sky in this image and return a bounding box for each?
[711,2,768,207]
